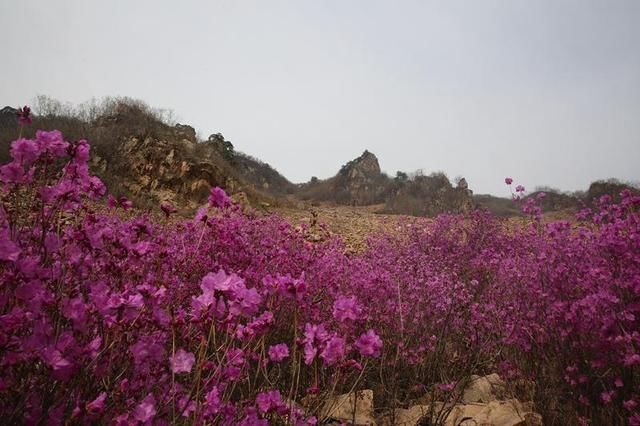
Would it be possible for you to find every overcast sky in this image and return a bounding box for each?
[2,0,639,195]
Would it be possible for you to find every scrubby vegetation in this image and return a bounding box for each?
[0,97,291,210]
[1,126,640,425]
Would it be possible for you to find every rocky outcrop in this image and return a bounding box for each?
[314,375,541,426]
[0,106,17,129]
[386,399,542,426]
[321,389,376,425]
[333,150,389,206]
[382,374,541,426]
[298,150,474,216]
[103,134,240,209]
[462,373,507,403]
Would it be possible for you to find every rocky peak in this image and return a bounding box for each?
[339,150,381,179]
[0,106,17,115]
[334,150,387,206]
[0,106,18,129]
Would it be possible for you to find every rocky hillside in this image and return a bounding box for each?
[2,98,635,217]
[298,150,474,215]
[0,101,289,211]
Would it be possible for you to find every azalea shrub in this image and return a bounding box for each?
[0,130,639,425]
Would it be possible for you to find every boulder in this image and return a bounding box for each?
[379,375,541,426]
[462,373,506,404]
[321,389,376,425]
[448,399,542,426]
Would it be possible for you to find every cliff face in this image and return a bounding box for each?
[92,134,243,210]
[333,150,389,206]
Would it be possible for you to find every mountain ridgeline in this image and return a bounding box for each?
[0,99,636,217]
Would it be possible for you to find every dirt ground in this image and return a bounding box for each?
[272,203,429,253]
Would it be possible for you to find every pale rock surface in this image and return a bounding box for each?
[462,373,506,403]
[321,389,377,425]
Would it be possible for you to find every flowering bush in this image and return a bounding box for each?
[1,130,639,425]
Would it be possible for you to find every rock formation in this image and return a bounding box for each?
[318,374,542,426]
[333,150,389,206]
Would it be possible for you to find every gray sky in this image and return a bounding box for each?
[2,0,639,195]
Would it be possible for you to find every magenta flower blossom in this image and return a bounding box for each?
[601,390,615,404]
[208,186,232,209]
[263,273,307,300]
[255,390,284,414]
[332,295,362,321]
[0,229,21,261]
[194,206,209,223]
[40,347,73,381]
[303,323,329,365]
[170,349,196,374]
[201,270,244,293]
[515,184,525,193]
[35,130,68,157]
[10,138,40,165]
[86,392,107,415]
[320,336,346,365]
[73,140,90,163]
[134,394,157,422]
[268,343,289,362]
[204,386,222,416]
[16,106,32,125]
[355,329,383,358]
[505,177,513,185]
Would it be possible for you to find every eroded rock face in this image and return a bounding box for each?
[107,135,238,209]
[462,373,507,404]
[334,150,388,206]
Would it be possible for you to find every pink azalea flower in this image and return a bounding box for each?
[16,106,32,125]
[624,399,638,411]
[0,229,21,261]
[303,323,329,365]
[170,349,196,374]
[205,386,222,416]
[268,343,290,362]
[73,140,90,163]
[133,394,157,422]
[10,138,41,165]
[320,336,346,365]
[35,130,68,157]
[255,390,284,414]
[601,390,615,404]
[208,186,232,209]
[332,295,362,321]
[86,392,107,415]
[201,270,244,293]
[504,177,513,185]
[355,329,383,358]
